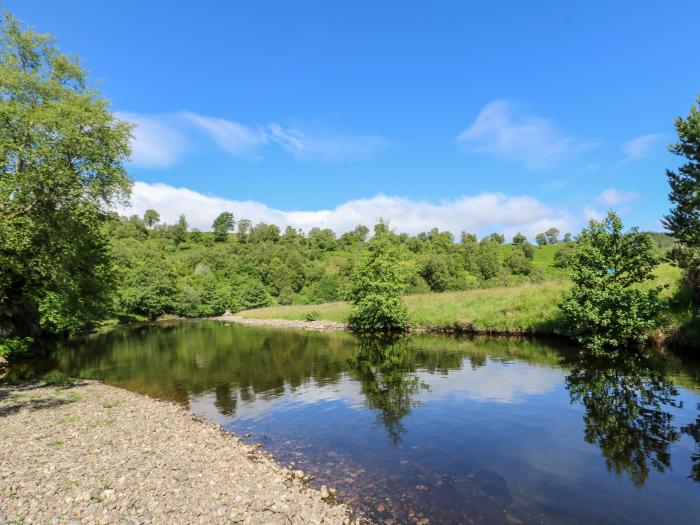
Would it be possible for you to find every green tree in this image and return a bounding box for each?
[231,280,272,312]
[460,231,477,244]
[118,262,178,321]
[487,232,505,244]
[512,232,527,245]
[545,227,560,244]
[237,218,252,242]
[559,212,661,355]
[347,224,409,331]
[563,232,573,243]
[0,11,132,348]
[477,238,501,280]
[535,233,548,246]
[506,249,533,276]
[143,209,160,230]
[662,96,700,293]
[212,211,235,242]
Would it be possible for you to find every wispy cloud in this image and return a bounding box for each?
[622,133,664,161]
[115,112,189,168]
[584,188,640,220]
[119,181,574,240]
[181,112,268,158]
[267,123,388,162]
[116,111,387,167]
[456,100,596,170]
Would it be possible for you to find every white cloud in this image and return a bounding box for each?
[115,112,189,168]
[622,133,664,161]
[181,112,268,158]
[595,188,639,206]
[116,110,386,166]
[267,123,387,162]
[456,100,595,170]
[584,188,640,220]
[118,181,574,239]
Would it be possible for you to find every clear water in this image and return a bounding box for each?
[7,321,700,525]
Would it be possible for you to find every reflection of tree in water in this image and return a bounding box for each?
[682,405,700,482]
[565,353,682,486]
[347,334,428,444]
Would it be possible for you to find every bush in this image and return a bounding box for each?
[0,337,33,359]
[231,280,273,312]
[278,287,294,305]
[506,249,533,276]
[559,212,662,355]
[304,311,321,321]
[347,225,409,332]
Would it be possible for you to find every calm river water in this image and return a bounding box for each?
[6,321,700,525]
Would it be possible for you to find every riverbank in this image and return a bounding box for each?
[0,380,366,524]
[231,273,698,351]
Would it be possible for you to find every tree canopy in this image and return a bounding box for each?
[663,96,700,295]
[0,11,132,353]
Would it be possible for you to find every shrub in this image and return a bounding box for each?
[304,311,321,322]
[278,287,294,305]
[559,212,662,355]
[347,225,409,332]
[506,249,533,276]
[231,280,273,312]
[0,337,33,359]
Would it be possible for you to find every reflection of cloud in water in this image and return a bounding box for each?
[417,358,565,404]
[189,357,564,423]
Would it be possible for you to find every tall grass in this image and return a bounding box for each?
[240,263,685,336]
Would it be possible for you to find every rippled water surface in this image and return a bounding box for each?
[8,321,700,524]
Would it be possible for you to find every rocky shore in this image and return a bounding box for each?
[213,314,348,332]
[0,380,367,524]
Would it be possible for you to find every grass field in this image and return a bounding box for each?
[240,263,687,336]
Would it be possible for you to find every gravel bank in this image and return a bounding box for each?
[0,381,366,524]
[213,315,348,332]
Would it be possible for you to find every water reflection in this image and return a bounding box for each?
[5,322,700,524]
[682,405,700,482]
[347,335,428,443]
[564,353,683,486]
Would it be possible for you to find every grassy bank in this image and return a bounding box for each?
[241,281,568,333]
[240,263,692,338]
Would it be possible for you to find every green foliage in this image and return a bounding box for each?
[231,280,272,312]
[545,227,560,244]
[506,248,533,276]
[477,239,501,280]
[304,311,321,321]
[0,336,32,358]
[535,233,548,246]
[512,232,527,245]
[118,262,179,321]
[212,211,235,242]
[278,286,294,305]
[663,96,700,295]
[347,226,409,332]
[0,11,131,347]
[559,212,662,355]
[143,209,160,229]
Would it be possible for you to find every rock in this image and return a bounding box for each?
[0,381,360,525]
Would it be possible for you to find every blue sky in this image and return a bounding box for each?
[8,0,700,237]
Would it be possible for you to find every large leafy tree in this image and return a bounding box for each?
[559,212,661,355]
[663,97,700,292]
[0,11,132,350]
